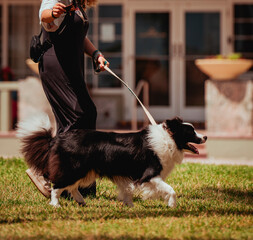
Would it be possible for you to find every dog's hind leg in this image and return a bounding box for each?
[50,188,64,207]
[70,188,86,206]
[141,176,177,208]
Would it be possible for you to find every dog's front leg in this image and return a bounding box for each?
[149,176,177,208]
[49,188,64,207]
[114,180,134,207]
[117,188,134,207]
[71,188,86,206]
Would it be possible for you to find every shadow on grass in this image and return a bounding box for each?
[1,207,252,225]
[0,236,167,240]
[1,186,252,225]
[192,187,253,204]
[204,187,253,201]
[1,202,252,225]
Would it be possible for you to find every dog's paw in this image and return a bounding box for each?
[77,201,86,207]
[168,194,177,208]
[49,201,61,208]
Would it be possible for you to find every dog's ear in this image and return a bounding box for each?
[173,117,183,123]
[166,117,183,132]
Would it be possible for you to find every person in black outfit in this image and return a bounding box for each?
[26,0,109,198]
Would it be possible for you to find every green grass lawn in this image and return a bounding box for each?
[0,157,252,240]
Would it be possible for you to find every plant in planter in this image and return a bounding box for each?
[195,53,253,80]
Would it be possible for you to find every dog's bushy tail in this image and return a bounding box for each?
[17,114,53,175]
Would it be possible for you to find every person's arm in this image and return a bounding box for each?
[41,3,66,23]
[84,37,97,57]
[84,37,109,71]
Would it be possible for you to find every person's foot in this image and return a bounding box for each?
[26,169,51,198]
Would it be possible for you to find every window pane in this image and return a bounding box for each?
[186,60,207,106]
[87,8,94,38]
[106,56,122,70]
[185,12,220,106]
[235,40,253,53]
[234,4,253,58]
[235,23,253,35]
[136,59,169,106]
[8,5,40,79]
[135,13,170,106]
[97,5,122,88]
[234,4,253,18]
[87,7,94,18]
[99,22,122,35]
[96,57,122,88]
[98,40,122,52]
[98,72,121,88]
[136,13,169,56]
[99,5,122,18]
[186,13,220,55]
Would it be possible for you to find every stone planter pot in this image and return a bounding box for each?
[195,59,253,80]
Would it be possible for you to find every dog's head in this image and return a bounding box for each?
[164,117,207,154]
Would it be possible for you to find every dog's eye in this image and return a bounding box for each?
[186,127,195,136]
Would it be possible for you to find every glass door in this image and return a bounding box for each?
[178,3,227,121]
[126,2,178,121]
[135,12,170,106]
[126,1,227,122]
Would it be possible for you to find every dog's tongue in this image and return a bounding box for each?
[184,143,199,155]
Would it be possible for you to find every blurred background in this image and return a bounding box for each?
[0,0,253,161]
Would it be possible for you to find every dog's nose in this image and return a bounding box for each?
[203,136,207,142]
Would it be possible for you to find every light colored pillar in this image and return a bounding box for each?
[0,90,11,131]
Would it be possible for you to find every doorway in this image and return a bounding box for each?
[126,1,228,122]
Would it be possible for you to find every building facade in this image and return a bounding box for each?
[1,0,253,128]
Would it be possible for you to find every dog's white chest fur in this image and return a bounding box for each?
[147,124,184,180]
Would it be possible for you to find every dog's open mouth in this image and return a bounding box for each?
[183,143,199,154]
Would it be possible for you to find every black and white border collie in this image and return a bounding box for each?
[18,115,207,208]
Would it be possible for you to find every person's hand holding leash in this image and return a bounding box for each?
[92,50,109,72]
[98,55,109,71]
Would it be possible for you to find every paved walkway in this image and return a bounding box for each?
[184,157,253,166]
